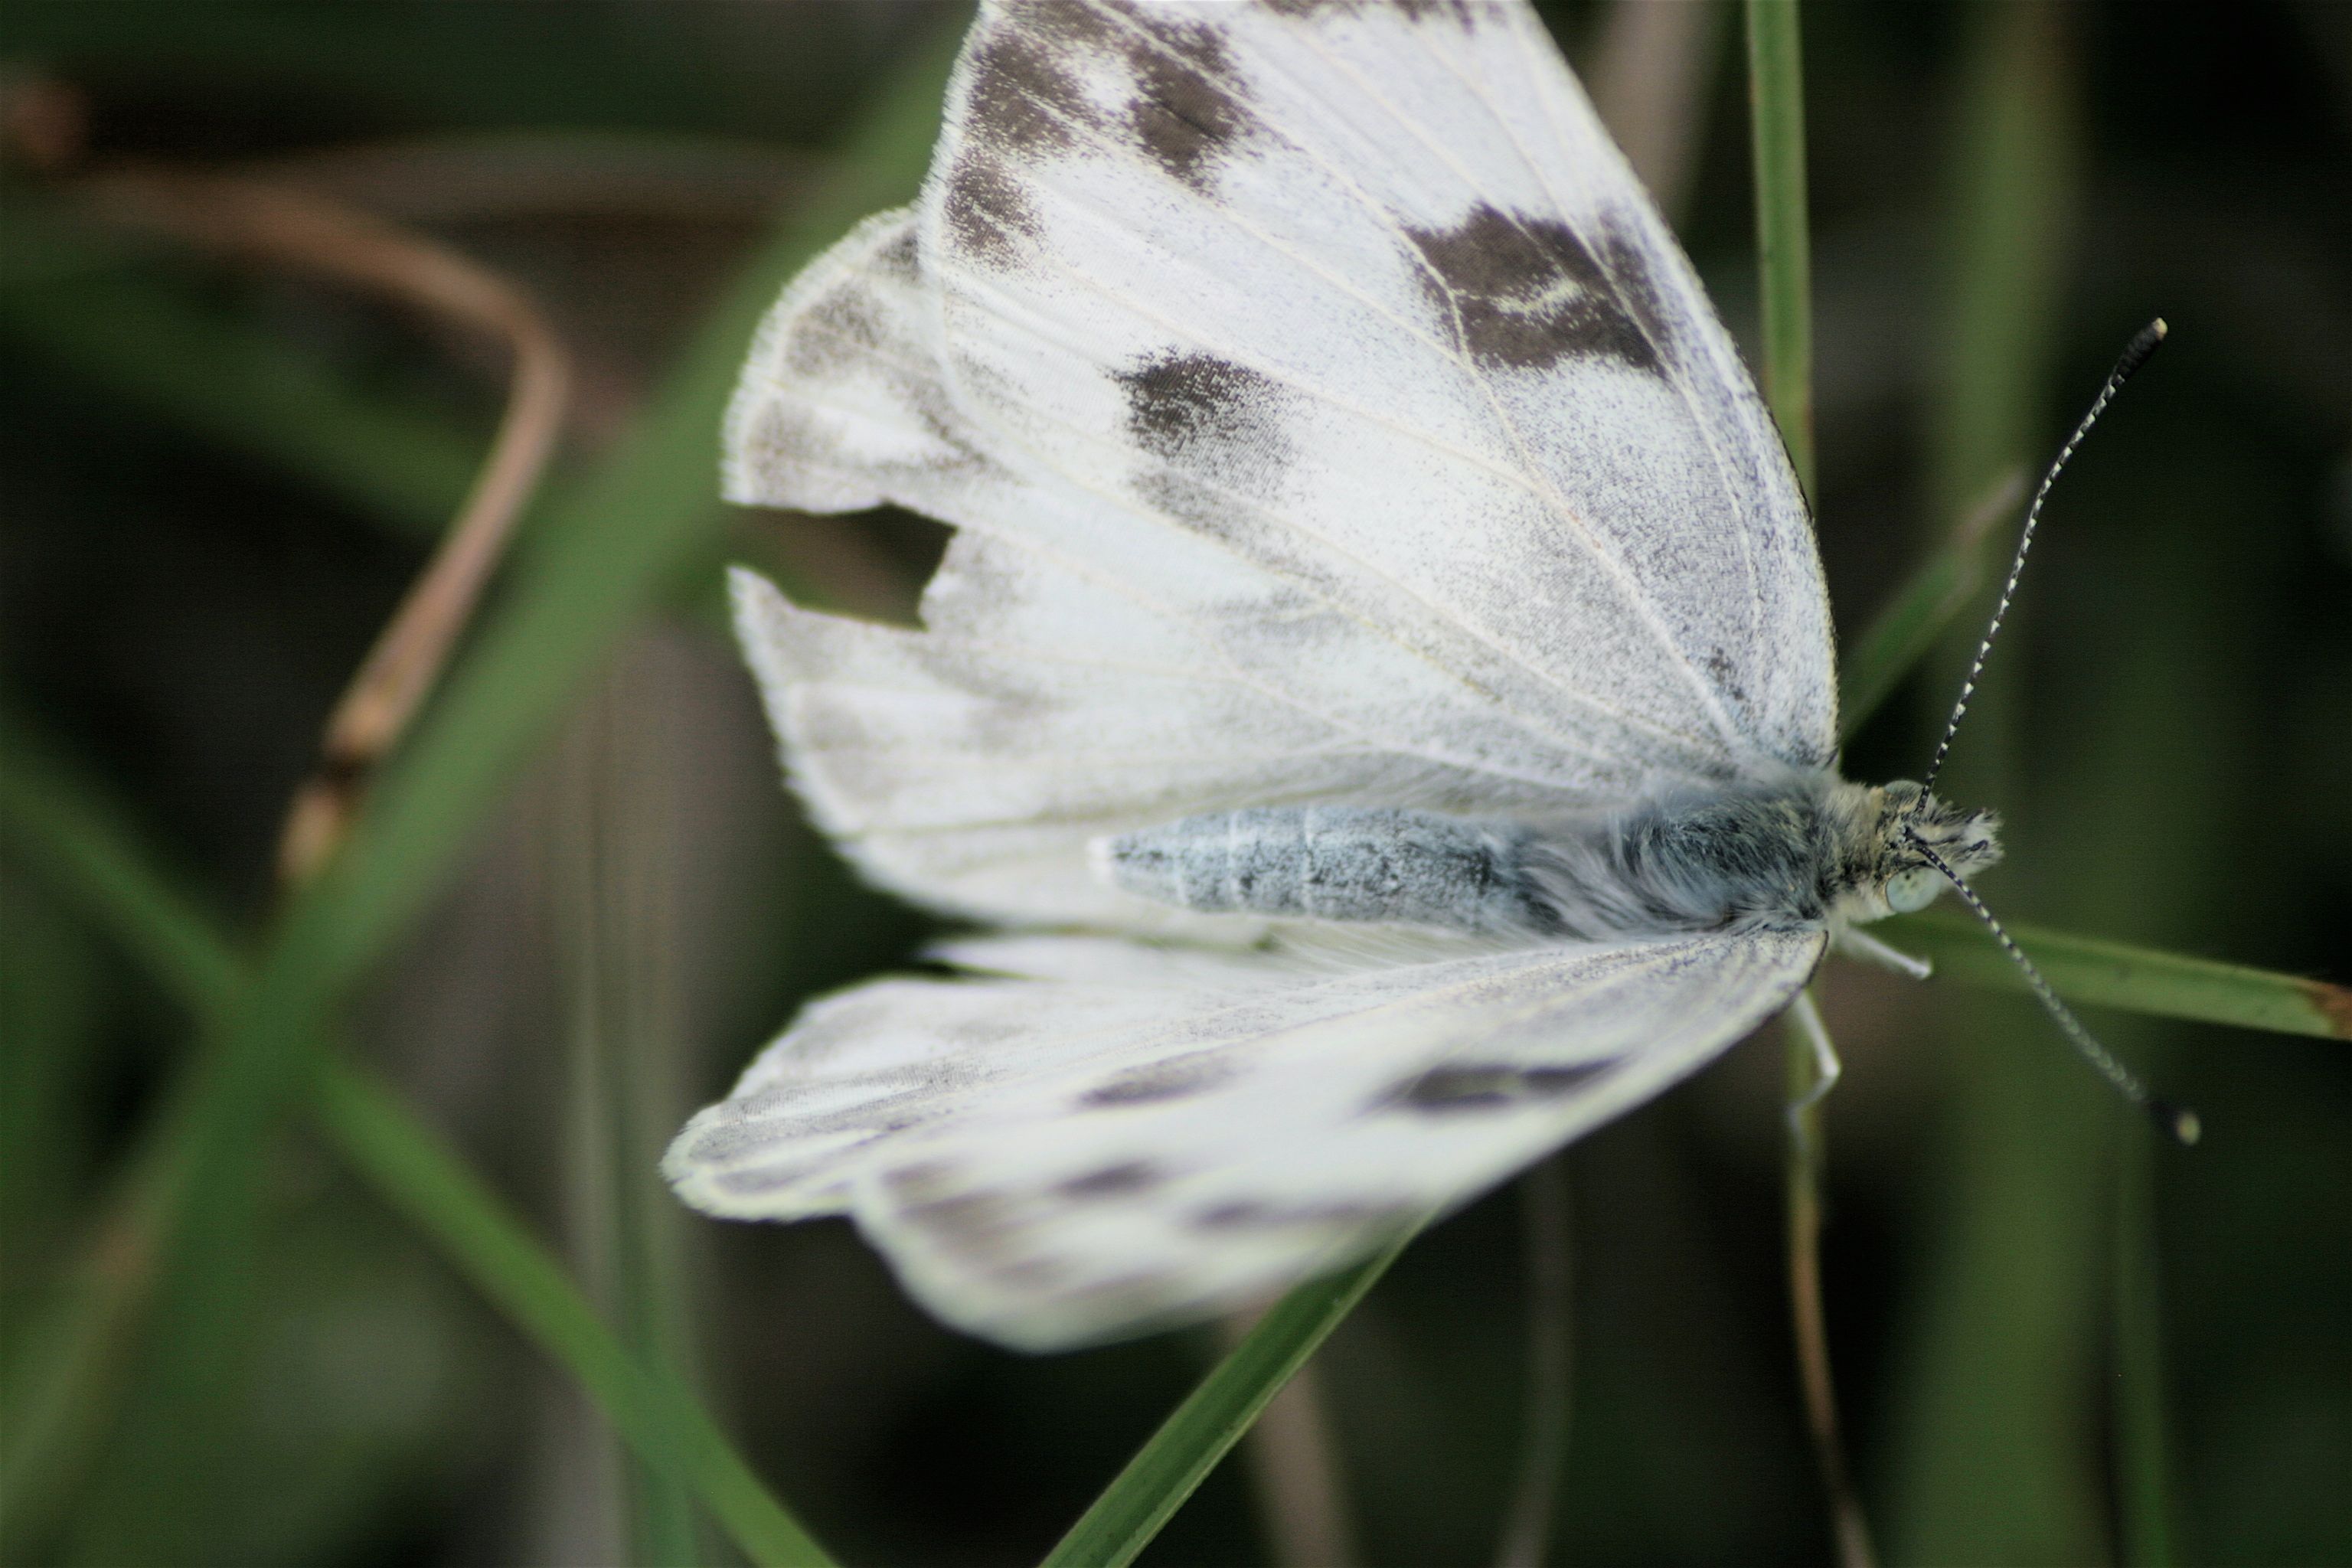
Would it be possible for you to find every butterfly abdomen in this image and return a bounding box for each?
[1096,807,1550,933]
[1100,779,1895,941]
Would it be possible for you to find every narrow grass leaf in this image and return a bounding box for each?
[1838,471,2024,739]
[0,716,835,1566]
[0,253,494,543]
[1886,909,2348,1040]
[1744,0,1814,500]
[0,716,243,1009]
[1040,1240,1407,1568]
[1886,9,2101,1560]
[2112,1138,2180,1566]
[314,1061,831,1568]
[1743,9,1875,1566]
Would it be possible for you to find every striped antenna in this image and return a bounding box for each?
[1919,319,2169,799]
[1907,831,2200,1146]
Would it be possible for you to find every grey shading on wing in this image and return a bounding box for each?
[721,0,1834,933]
[665,926,1824,1349]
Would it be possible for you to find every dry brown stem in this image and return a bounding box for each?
[86,170,573,887]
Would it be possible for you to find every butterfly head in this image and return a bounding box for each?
[1866,780,2000,917]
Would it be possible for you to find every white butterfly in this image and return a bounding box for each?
[664,0,2002,1351]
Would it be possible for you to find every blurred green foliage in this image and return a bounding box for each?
[2,2,2344,1565]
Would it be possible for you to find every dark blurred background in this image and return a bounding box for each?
[2,2,2345,1565]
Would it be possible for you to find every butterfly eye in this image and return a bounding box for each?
[1886,867,1942,913]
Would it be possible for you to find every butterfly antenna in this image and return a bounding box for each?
[1906,832,2200,1145]
[1919,319,2169,799]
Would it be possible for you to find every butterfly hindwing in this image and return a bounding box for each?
[667,928,1823,1348]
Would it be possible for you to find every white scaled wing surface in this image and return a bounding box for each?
[668,929,1822,1350]
[724,0,1835,928]
[680,0,1838,1348]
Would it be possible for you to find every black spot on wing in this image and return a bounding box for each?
[1056,1161,1164,1198]
[874,224,921,280]
[1080,1053,1238,1106]
[943,154,1043,270]
[962,3,1116,157]
[1407,204,1661,372]
[1597,212,1676,360]
[1106,5,1254,191]
[949,2,1256,266]
[949,9,1106,270]
[786,280,890,379]
[1259,0,1475,24]
[1389,1060,1616,1113]
[711,1165,810,1197]
[1194,1198,1405,1230]
[1701,648,1749,705]
[1118,351,1293,495]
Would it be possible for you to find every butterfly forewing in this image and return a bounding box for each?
[923,0,1836,766]
[725,2,1836,929]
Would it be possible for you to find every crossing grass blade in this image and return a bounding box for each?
[1838,471,2024,739]
[0,256,494,544]
[315,1061,831,1568]
[1884,8,2103,1561]
[1743,8,1881,1566]
[1886,910,2349,1040]
[1040,1240,1408,1568]
[1746,0,1815,503]
[0,715,838,1568]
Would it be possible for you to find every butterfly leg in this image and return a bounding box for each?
[1834,926,1932,980]
[1782,990,1841,1151]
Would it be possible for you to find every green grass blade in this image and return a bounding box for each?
[1744,0,1814,501]
[1885,910,2349,1040]
[1039,1240,1406,1568]
[0,717,836,1566]
[1743,11,1877,1567]
[556,720,709,1566]
[312,1061,829,1568]
[0,260,494,544]
[0,716,243,1010]
[0,725,216,1538]
[1837,472,2022,740]
[1886,8,2099,1559]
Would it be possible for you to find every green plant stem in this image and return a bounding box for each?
[560,697,704,1566]
[1746,7,1871,1564]
[1745,0,1815,501]
[0,727,230,1540]
[0,717,834,1567]
[1041,1240,1409,1568]
[1494,1160,1571,1568]
[1782,994,1877,1568]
